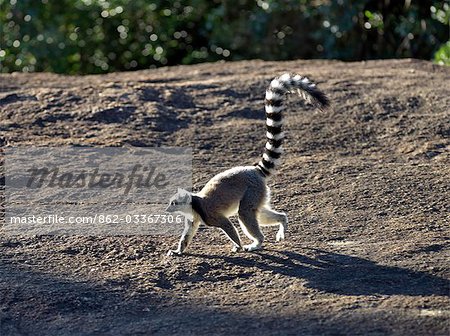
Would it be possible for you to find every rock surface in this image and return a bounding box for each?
[0,59,449,335]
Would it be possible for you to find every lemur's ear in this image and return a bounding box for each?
[177,188,192,200]
[177,188,189,195]
[177,188,192,203]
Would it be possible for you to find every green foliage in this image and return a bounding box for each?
[434,41,450,65]
[0,0,448,74]
[431,2,450,65]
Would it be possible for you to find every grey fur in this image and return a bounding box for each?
[166,73,329,255]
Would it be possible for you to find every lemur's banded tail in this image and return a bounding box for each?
[256,73,329,177]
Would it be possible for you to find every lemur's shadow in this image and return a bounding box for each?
[188,249,449,296]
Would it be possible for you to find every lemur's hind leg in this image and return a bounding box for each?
[209,216,242,252]
[238,210,264,251]
[258,207,288,241]
[167,219,200,256]
[238,192,265,251]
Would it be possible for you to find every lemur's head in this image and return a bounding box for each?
[166,188,192,215]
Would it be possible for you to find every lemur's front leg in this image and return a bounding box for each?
[167,219,200,256]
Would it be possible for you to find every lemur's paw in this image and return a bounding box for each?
[276,229,285,242]
[231,245,242,253]
[243,244,263,252]
[167,249,182,256]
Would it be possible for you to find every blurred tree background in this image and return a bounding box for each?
[0,0,448,74]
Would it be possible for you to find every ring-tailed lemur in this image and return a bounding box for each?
[166,73,329,255]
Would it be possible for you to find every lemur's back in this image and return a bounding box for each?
[198,166,267,217]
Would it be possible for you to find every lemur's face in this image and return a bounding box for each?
[166,188,192,214]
